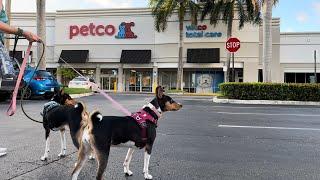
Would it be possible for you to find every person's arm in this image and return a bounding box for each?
[0,0,3,11]
[0,0,40,42]
[0,21,40,42]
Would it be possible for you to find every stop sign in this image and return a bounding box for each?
[226,37,240,53]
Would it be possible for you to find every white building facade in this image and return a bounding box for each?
[9,8,282,93]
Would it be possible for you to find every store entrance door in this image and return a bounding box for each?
[127,70,152,92]
[128,71,142,92]
[101,76,117,91]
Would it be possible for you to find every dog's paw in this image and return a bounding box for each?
[124,170,133,176]
[58,153,66,158]
[40,156,47,161]
[124,166,133,176]
[144,173,152,180]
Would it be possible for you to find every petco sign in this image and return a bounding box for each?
[69,22,138,39]
[185,24,222,38]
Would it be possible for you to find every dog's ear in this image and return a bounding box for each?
[60,88,65,95]
[156,86,164,99]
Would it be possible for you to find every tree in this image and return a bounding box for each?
[200,0,260,82]
[261,0,278,82]
[36,0,46,70]
[150,0,200,90]
[57,68,76,86]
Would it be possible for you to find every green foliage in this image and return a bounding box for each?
[220,83,320,101]
[63,88,92,94]
[57,68,76,79]
[200,0,261,29]
[149,0,200,32]
[57,68,76,86]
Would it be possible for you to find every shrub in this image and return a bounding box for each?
[219,83,320,101]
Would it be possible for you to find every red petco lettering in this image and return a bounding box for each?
[69,23,116,39]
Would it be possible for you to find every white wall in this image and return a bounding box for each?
[280,33,320,64]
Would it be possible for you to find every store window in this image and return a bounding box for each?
[258,69,263,82]
[126,69,152,92]
[284,73,320,83]
[285,73,295,83]
[158,71,177,90]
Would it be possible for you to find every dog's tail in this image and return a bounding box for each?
[86,110,103,134]
[74,102,85,112]
[74,102,89,128]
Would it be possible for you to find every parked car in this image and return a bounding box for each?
[0,58,21,102]
[22,67,61,99]
[68,76,98,91]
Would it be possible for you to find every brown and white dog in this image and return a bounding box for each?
[40,89,89,161]
[71,86,182,180]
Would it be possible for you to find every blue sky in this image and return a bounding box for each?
[9,0,320,32]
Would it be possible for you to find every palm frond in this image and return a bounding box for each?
[188,0,201,25]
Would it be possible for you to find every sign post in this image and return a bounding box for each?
[226,37,241,82]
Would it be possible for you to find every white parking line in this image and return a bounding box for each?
[218,125,320,131]
[215,112,320,117]
[212,105,314,109]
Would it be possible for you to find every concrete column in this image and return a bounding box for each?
[243,61,259,82]
[118,65,124,92]
[95,66,101,88]
[56,66,62,84]
[152,64,158,93]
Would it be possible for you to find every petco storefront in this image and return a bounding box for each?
[11,8,281,93]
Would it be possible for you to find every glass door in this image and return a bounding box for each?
[100,76,117,91]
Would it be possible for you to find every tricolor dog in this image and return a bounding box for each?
[40,89,89,161]
[72,86,182,180]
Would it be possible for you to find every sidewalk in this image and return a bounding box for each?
[213,96,320,106]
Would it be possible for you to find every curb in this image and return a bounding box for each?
[212,97,320,106]
[70,92,94,99]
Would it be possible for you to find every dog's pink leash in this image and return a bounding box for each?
[90,83,131,116]
[56,54,132,116]
[7,42,33,116]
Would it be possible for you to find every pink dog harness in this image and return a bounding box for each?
[131,107,160,141]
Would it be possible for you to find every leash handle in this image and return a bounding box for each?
[7,42,32,116]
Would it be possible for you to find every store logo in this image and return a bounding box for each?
[69,22,137,39]
[185,24,222,38]
[115,22,137,39]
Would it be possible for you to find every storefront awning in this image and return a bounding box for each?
[58,50,89,63]
[120,50,151,64]
[187,48,220,63]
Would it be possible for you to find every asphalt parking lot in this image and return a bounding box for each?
[1,94,320,180]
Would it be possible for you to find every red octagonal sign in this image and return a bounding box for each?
[226,37,240,53]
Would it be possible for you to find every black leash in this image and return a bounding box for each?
[19,39,45,124]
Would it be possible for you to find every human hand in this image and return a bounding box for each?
[23,31,41,42]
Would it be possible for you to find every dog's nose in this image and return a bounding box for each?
[179,103,183,108]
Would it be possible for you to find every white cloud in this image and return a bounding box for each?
[285,27,294,32]
[83,0,133,8]
[296,12,308,23]
[6,0,142,12]
[313,2,320,14]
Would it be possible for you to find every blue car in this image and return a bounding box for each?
[23,67,61,99]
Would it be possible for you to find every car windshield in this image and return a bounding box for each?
[36,71,52,77]
[73,77,87,81]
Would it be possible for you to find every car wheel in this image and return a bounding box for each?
[22,87,32,100]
